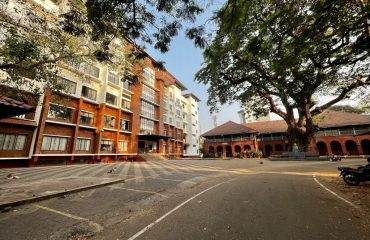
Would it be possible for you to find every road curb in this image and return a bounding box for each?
[0,178,127,210]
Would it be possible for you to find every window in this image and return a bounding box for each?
[140,118,155,134]
[0,134,27,150]
[76,138,90,151]
[48,104,73,121]
[121,98,131,110]
[118,141,128,152]
[41,136,67,151]
[142,85,156,103]
[100,139,113,151]
[120,119,130,131]
[176,109,181,117]
[143,68,155,86]
[106,93,117,105]
[57,77,77,94]
[83,63,100,78]
[122,79,132,91]
[81,86,97,101]
[141,101,156,119]
[104,115,115,128]
[80,111,94,125]
[108,72,119,85]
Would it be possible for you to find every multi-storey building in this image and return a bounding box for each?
[182,94,201,156]
[0,0,201,167]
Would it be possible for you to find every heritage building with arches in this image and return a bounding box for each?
[202,110,370,158]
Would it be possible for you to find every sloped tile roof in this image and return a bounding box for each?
[243,110,370,134]
[243,120,288,134]
[0,96,34,110]
[0,96,35,119]
[314,110,370,128]
[201,121,257,137]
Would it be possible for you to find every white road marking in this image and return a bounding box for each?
[127,178,234,240]
[313,175,359,209]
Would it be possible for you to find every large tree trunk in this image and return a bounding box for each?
[285,116,317,152]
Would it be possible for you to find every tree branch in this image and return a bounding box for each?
[311,76,370,116]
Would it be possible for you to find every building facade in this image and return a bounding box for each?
[202,111,370,158]
[0,0,201,167]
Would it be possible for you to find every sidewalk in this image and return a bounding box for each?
[0,163,129,209]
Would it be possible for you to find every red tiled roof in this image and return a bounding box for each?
[0,96,35,119]
[242,110,370,134]
[314,110,370,128]
[243,120,287,134]
[201,121,257,137]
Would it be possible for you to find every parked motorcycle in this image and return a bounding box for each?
[337,158,370,186]
[331,154,342,161]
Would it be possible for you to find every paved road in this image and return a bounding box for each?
[0,159,369,240]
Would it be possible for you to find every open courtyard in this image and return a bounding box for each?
[0,159,369,240]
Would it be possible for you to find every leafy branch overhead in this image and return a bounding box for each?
[197,0,370,150]
[0,0,207,96]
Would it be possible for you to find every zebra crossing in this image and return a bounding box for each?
[0,160,240,186]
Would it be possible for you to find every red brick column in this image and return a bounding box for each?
[30,90,52,166]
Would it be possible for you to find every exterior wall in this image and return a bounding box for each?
[204,140,257,158]
[311,135,370,156]
[204,133,370,158]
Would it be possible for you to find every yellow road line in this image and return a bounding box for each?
[33,204,103,232]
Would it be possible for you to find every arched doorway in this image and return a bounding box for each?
[316,142,328,156]
[244,145,251,151]
[216,146,223,157]
[265,145,273,157]
[330,141,343,155]
[361,139,370,155]
[234,145,242,153]
[209,146,215,156]
[275,144,283,152]
[345,140,359,155]
[225,145,232,157]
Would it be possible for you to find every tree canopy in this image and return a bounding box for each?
[0,0,206,98]
[196,0,370,150]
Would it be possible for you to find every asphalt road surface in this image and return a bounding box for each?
[0,159,369,240]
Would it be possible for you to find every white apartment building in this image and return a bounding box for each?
[182,94,201,157]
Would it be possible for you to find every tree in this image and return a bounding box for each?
[0,0,206,98]
[196,0,370,151]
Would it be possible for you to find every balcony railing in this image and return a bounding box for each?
[204,136,254,143]
[260,136,287,141]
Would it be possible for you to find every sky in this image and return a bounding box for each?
[143,1,241,134]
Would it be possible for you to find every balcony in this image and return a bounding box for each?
[204,136,254,143]
[259,136,287,141]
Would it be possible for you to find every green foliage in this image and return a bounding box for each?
[84,0,205,53]
[245,150,263,158]
[0,0,206,99]
[197,0,370,150]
